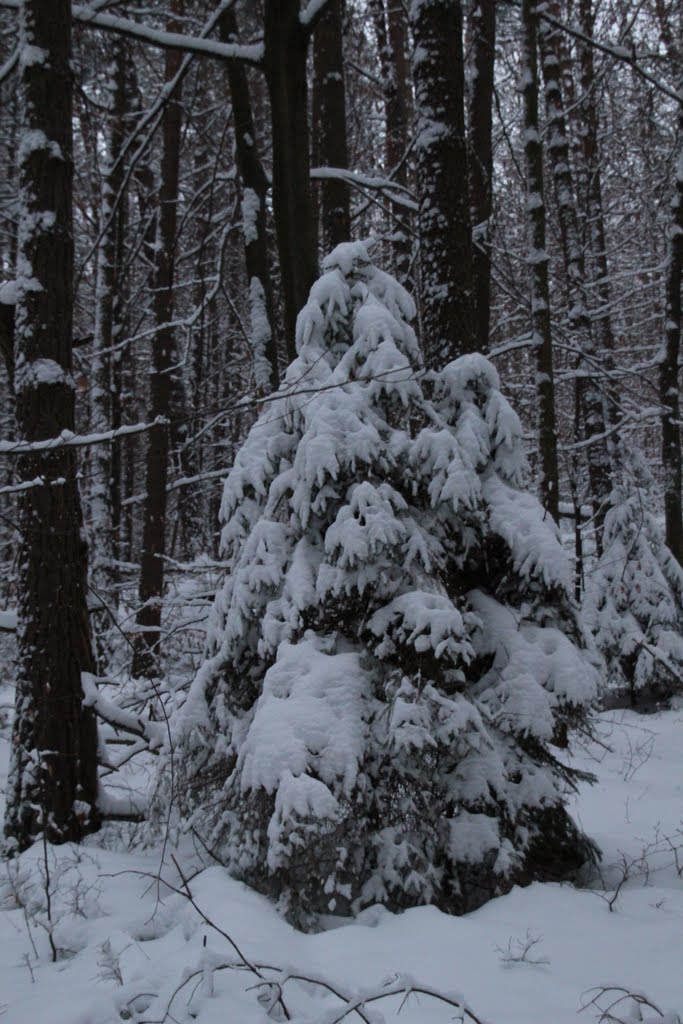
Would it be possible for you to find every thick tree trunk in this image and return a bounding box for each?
[409,0,476,366]
[264,0,318,360]
[537,0,611,548]
[312,0,351,253]
[220,7,279,394]
[4,0,100,852]
[369,0,413,284]
[660,114,683,566]
[133,12,183,676]
[468,0,496,352]
[521,0,560,522]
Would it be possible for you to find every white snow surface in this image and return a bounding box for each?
[0,280,17,305]
[238,637,371,800]
[1,707,682,1023]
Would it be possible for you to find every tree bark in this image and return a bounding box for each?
[521,0,560,521]
[468,0,496,352]
[312,0,350,254]
[660,112,683,566]
[220,7,279,394]
[652,4,683,566]
[263,0,318,360]
[537,0,611,547]
[133,7,183,676]
[369,0,413,285]
[0,300,14,391]
[409,0,476,366]
[4,0,100,851]
[91,33,128,616]
[576,0,616,372]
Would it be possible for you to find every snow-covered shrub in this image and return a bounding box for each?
[584,455,683,706]
[171,242,599,924]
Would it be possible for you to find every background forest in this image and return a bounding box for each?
[0,1,682,1022]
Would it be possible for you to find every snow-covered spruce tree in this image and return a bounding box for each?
[584,454,683,707]
[175,242,599,924]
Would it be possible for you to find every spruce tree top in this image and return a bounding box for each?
[179,242,599,922]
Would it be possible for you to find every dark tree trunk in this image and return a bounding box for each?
[409,0,476,366]
[91,33,128,618]
[650,8,683,566]
[468,0,496,352]
[576,0,616,373]
[312,0,350,253]
[4,0,100,852]
[133,11,183,676]
[521,0,560,522]
[109,193,127,561]
[263,0,318,360]
[220,7,279,394]
[537,0,610,547]
[660,113,683,566]
[369,0,413,284]
[0,300,14,391]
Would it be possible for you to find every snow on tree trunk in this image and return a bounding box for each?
[520,0,560,522]
[537,0,611,547]
[220,6,279,395]
[133,6,183,677]
[659,108,683,567]
[369,0,413,287]
[409,0,476,366]
[264,0,318,361]
[312,0,351,253]
[90,33,127,657]
[170,243,599,926]
[4,0,100,852]
[576,0,617,396]
[467,0,496,353]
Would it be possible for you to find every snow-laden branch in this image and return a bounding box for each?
[96,787,148,823]
[0,418,167,456]
[300,0,337,29]
[0,47,18,85]
[560,407,662,453]
[0,0,264,66]
[310,165,418,211]
[82,673,165,752]
[168,465,231,491]
[74,4,263,64]
[0,475,66,496]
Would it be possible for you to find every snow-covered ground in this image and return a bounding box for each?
[0,707,681,1024]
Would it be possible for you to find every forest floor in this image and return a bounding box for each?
[0,689,681,1023]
